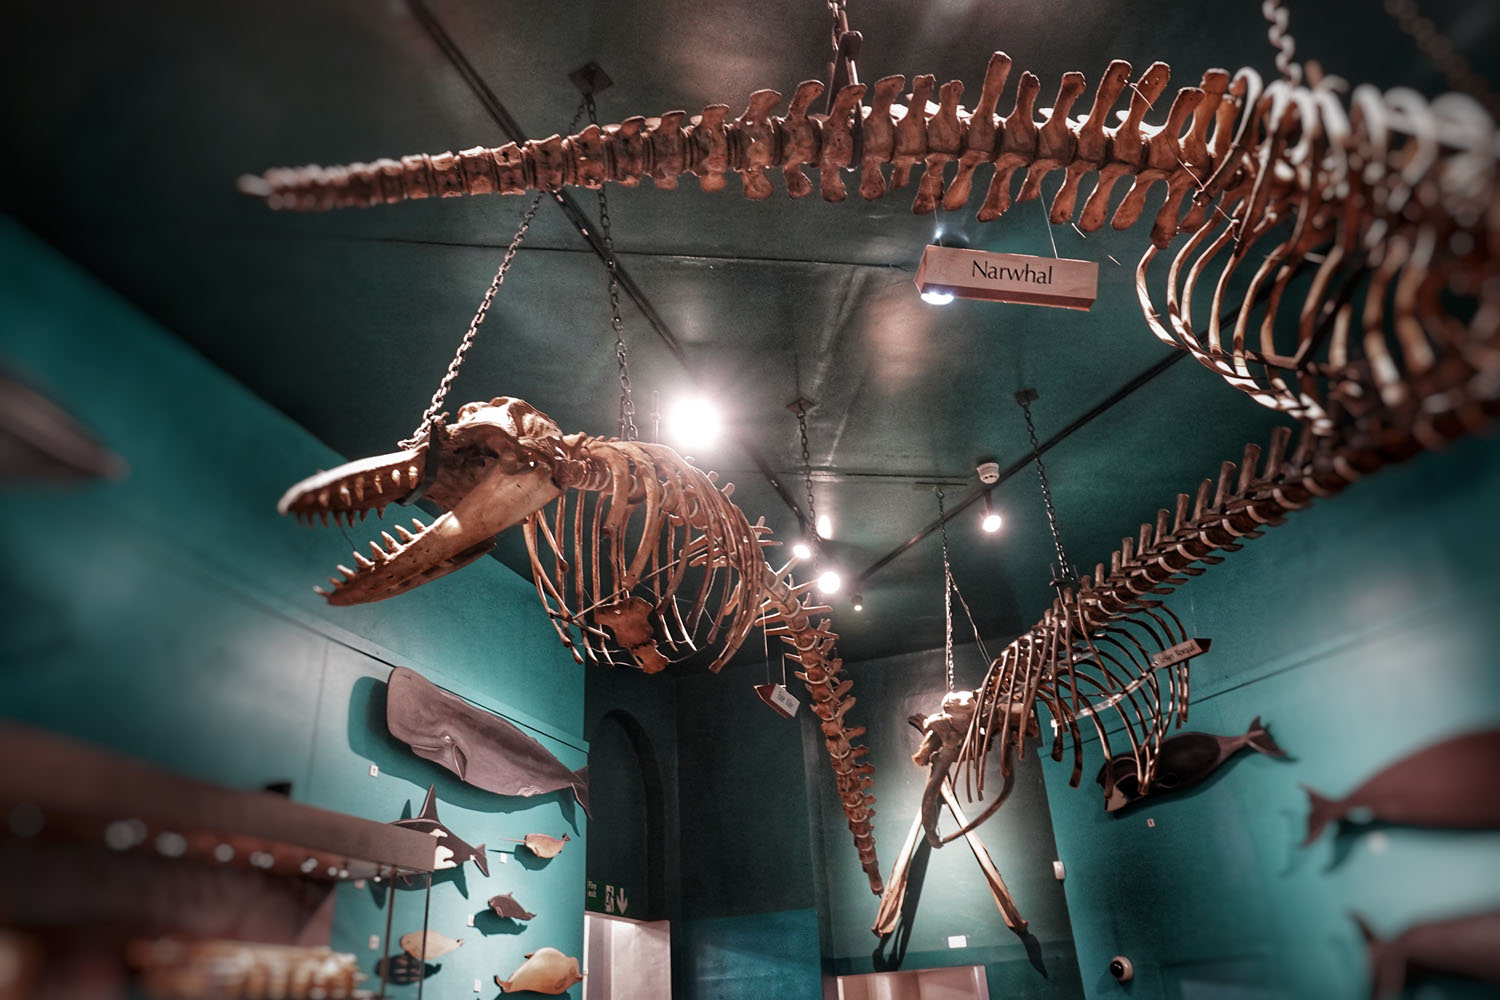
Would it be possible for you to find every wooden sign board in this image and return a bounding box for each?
[915,246,1098,310]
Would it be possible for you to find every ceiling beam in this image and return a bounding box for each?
[404,0,810,525]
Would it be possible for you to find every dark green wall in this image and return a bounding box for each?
[814,646,1086,997]
[1041,431,1500,998]
[0,217,589,994]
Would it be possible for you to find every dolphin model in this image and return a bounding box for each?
[392,784,490,877]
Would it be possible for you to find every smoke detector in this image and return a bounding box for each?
[977,460,1000,485]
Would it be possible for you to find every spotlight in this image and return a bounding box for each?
[851,593,864,612]
[817,569,843,595]
[981,494,1002,534]
[920,289,955,305]
[816,513,833,540]
[667,396,722,449]
[792,541,813,561]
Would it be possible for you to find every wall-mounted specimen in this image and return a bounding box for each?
[1097,717,1284,812]
[399,930,463,960]
[497,832,571,859]
[495,947,583,994]
[1355,910,1500,998]
[0,370,127,484]
[386,665,588,815]
[1303,729,1500,844]
[488,893,536,921]
[276,397,882,894]
[392,785,489,877]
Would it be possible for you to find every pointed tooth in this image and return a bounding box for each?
[395,525,415,542]
[338,485,351,505]
[338,564,357,579]
[314,585,330,596]
[372,475,384,495]
[319,511,330,527]
[328,576,343,587]
[408,465,419,482]
[377,504,387,518]
[353,478,365,502]
[382,531,399,553]
[370,541,388,562]
[391,468,403,486]
[359,509,369,521]
[411,518,425,531]
[318,490,331,508]
[354,551,375,569]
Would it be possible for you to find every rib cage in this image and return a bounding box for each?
[522,436,883,894]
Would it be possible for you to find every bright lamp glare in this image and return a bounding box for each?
[982,511,1003,533]
[668,396,722,448]
[816,514,833,540]
[792,541,812,560]
[921,289,955,305]
[851,593,864,612]
[817,570,843,595]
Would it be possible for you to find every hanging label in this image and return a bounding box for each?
[753,683,801,719]
[1150,637,1212,669]
[915,246,1098,310]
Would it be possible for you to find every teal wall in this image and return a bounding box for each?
[1041,431,1500,999]
[0,218,589,995]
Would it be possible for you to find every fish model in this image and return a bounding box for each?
[386,666,589,816]
[495,948,582,994]
[497,832,571,859]
[1302,729,1500,844]
[392,784,490,877]
[1355,910,1500,998]
[488,893,536,921]
[1097,717,1284,812]
[399,930,463,960]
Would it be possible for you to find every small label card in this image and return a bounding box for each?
[1150,637,1212,669]
[753,683,802,719]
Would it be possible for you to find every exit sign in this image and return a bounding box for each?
[915,246,1098,310]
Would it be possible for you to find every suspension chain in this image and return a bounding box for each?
[402,97,593,448]
[1261,0,1303,85]
[1016,391,1075,590]
[936,488,955,692]
[793,398,819,553]
[1384,0,1500,117]
[588,94,637,442]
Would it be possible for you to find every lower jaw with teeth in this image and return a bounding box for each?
[313,511,493,605]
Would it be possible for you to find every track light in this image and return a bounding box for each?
[667,396,722,449]
[792,541,813,561]
[817,569,843,595]
[851,593,864,612]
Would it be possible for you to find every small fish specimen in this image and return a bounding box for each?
[386,665,589,814]
[391,785,490,877]
[1355,910,1500,998]
[488,893,536,921]
[1097,716,1284,812]
[399,931,463,960]
[497,832,571,859]
[495,947,582,994]
[1302,729,1500,844]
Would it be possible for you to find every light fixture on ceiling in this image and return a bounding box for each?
[816,513,833,540]
[977,460,1002,533]
[817,569,843,595]
[851,592,864,612]
[792,540,813,561]
[667,395,722,449]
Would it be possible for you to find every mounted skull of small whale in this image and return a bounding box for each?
[1096,716,1285,812]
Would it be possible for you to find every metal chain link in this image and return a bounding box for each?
[588,94,637,442]
[401,97,593,448]
[936,488,955,692]
[1261,0,1303,86]
[1017,393,1075,589]
[1384,0,1500,117]
[793,399,819,553]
